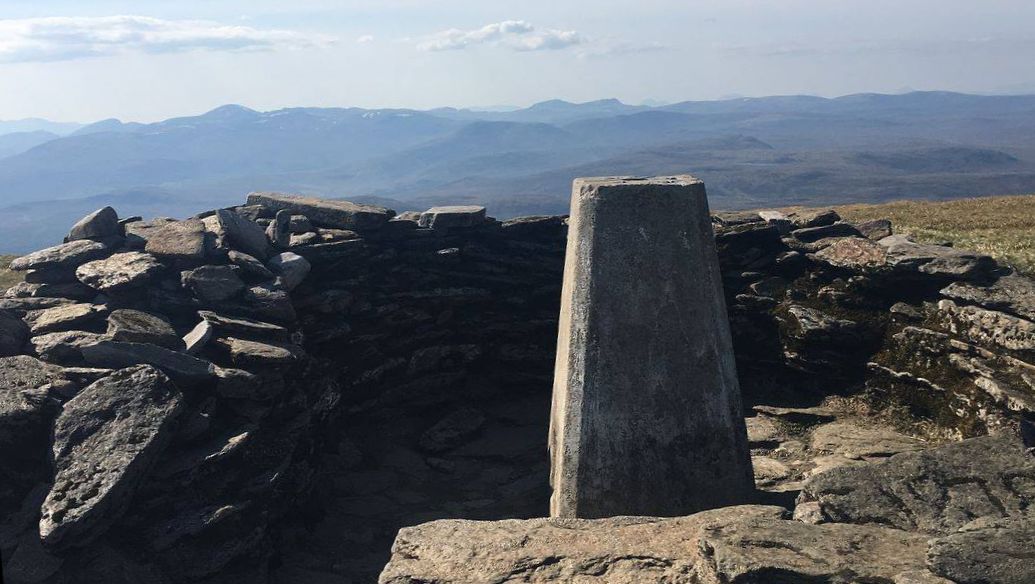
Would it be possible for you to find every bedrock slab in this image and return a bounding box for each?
[550,176,752,519]
[378,505,933,584]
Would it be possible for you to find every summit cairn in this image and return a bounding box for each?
[549,175,754,518]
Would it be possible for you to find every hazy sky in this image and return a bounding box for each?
[2,0,1034,122]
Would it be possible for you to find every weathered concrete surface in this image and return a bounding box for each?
[549,176,753,519]
[378,505,934,584]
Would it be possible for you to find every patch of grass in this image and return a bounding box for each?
[0,255,23,292]
[781,194,1035,276]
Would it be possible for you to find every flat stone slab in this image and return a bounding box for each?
[813,237,890,271]
[27,303,108,335]
[378,505,933,584]
[80,340,215,386]
[107,309,183,350]
[797,435,1035,534]
[247,192,393,231]
[927,515,1035,584]
[144,218,208,263]
[213,337,299,368]
[198,310,289,340]
[76,252,164,293]
[40,365,182,548]
[9,240,110,272]
[30,330,111,365]
[809,421,926,460]
[418,206,487,229]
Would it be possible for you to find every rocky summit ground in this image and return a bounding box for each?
[1,191,1034,584]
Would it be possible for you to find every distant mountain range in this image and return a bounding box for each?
[2,91,1035,252]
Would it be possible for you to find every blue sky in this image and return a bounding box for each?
[2,0,1034,122]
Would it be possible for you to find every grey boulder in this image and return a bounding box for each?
[267,251,311,291]
[144,218,208,264]
[879,235,997,281]
[39,365,183,548]
[80,340,215,386]
[215,209,272,260]
[67,207,120,242]
[927,515,1035,584]
[181,265,245,303]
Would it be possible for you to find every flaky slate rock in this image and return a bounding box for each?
[181,265,245,303]
[39,365,183,548]
[106,309,183,350]
[941,273,1035,322]
[856,218,893,240]
[267,251,311,291]
[80,340,215,386]
[784,305,861,344]
[879,235,997,281]
[67,207,120,242]
[247,192,393,231]
[198,310,288,340]
[144,218,208,264]
[76,252,164,293]
[937,299,1035,354]
[0,309,29,356]
[790,208,840,228]
[927,515,1035,584]
[215,209,272,260]
[378,505,931,584]
[9,240,110,272]
[3,281,96,301]
[796,435,1035,534]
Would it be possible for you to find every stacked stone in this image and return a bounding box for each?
[0,199,331,583]
[2,192,1034,584]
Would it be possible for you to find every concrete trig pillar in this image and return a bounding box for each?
[549,175,754,519]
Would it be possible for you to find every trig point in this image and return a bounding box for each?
[549,175,754,519]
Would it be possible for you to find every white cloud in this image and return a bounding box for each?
[416,20,583,52]
[356,35,375,44]
[0,15,335,64]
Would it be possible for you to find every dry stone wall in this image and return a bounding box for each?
[0,193,1033,583]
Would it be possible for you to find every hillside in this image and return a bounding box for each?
[3,91,1035,252]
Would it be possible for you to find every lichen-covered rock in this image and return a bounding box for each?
[813,237,890,271]
[227,249,274,280]
[377,505,932,584]
[76,252,164,293]
[855,218,893,240]
[213,337,299,368]
[0,356,67,448]
[106,309,184,350]
[796,435,1035,534]
[9,240,110,272]
[26,303,107,335]
[937,299,1035,354]
[789,209,840,229]
[39,365,183,548]
[144,218,208,264]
